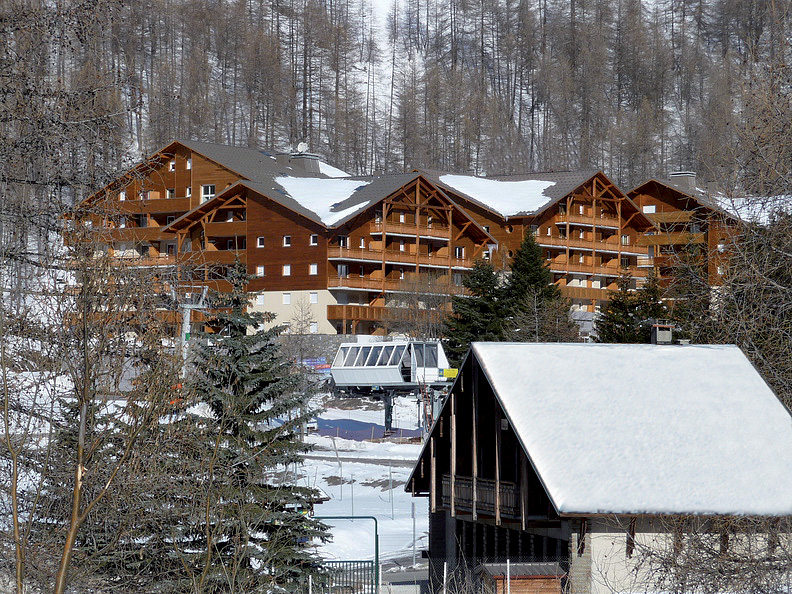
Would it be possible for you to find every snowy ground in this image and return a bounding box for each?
[300,394,429,567]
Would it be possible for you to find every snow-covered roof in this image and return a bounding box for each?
[715,195,792,225]
[318,161,351,178]
[438,175,557,217]
[471,342,792,516]
[273,176,371,226]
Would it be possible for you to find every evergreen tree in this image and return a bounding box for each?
[501,233,579,342]
[443,260,504,366]
[182,262,328,592]
[595,272,668,343]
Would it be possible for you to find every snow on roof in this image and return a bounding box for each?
[715,195,792,225]
[472,342,792,516]
[439,174,556,217]
[318,160,351,178]
[274,176,370,226]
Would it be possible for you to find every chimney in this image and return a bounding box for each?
[669,171,697,194]
[289,152,321,174]
[275,152,290,167]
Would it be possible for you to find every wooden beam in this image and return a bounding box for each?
[454,222,472,241]
[450,391,457,517]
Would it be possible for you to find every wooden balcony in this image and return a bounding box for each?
[560,286,610,301]
[441,474,520,519]
[327,275,467,295]
[646,211,694,224]
[326,304,447,324]
[549,261,649,278]
[369,221,451,239]
[117,255,177,268]
[555,213,620,228]
[327,246,473,269]
[204,220,247,237]
[124,197,192,214]
[103,226,174,242]
[637,232,706,246]
[180,249,247,266]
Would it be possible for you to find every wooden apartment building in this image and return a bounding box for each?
[79,140,718,336]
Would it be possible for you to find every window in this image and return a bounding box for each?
[256,265,265,277]
[309,263,318,275]
[166,216,175,225]
[119,190,126,201]
[169,160,175,171]
[309,292,318,304]
[201,185,215,203]
[453,272,463,285]
[454,246,465,259]
[186,186,192,198]
[546,227,551,236]
[282,293,291,305]
[375,211,382,224]
[717,265,725,275]
[257,237,265,248]
[186,158,192,170]
[359,265,364,277]
[119,216,127,228]
[530,225,538,236]
[310,234,319,246]
[399,267,404,280]
[621,234,630,245]
[399,240,405,252]
[338,264,349,278]
[338,235,348,248]
[399,212,405,224]
[282,265,291,276]
[483,225,490,233]
[256,294,265,305]
[167,188,175,199]
[642,205,656,214]
[717,243,725,253]
[226,211,234,222]
[166,243,176,256]
[226,239,235,250]
[579,204,585,215]
[359,237,365,248]
[283,235,291,247]
[310,322,318,334]
[427,216,433,228]
[621,256,630,268]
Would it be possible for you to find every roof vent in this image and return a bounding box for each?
[669,171,696,194]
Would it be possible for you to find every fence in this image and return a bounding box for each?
[313,560,377,594]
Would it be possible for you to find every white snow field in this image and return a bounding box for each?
[301,394,428,564]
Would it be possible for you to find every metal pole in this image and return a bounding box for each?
[507,558,511,594]
[411,502,416,566]
[315,516,379,592]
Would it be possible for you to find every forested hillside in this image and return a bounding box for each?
[2,0,790,191]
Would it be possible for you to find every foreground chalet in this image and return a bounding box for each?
[406,343,792,593]
[79,140,661,335]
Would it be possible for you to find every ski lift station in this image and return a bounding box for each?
[330,341,455,394]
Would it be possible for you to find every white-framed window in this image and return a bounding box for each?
[283,235,291,247]
[310,292,318,304]
[166,242,176,256]
[427,216,433,228]
[282,264,291,276]
[256,265,265,277]
[166,216,175,225]
[310,322,318,334]
[257,237,265,248]
[579,204,585,215]
[621,234,630,245]
[531,225,538,236]
[453,272,463,285]
[717,265,725,275]
[186,186,192,198]
[399,212,405,224]
[621,256,630,268]
[546,227,551,236]
[226,211,234,222]
[338,264,349,278]
[454,246,465,259]
[399,267,405,280]
[256,294,265,305]
[119,216,127,228]
[169,160,175,172]
[226,239,235,250]
[309,263,318,275]
[359,237,365,248]
[338,235,348,248]
[201,185,215,203]
[119,190,126,201]
[167,188,175,199]
[186,158,192,170]
[282,292,291,305]
[717,243,725,253]
[642,205,656,214]
[310,234,319,246]
[399,240,405,252]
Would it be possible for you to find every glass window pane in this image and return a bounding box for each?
[391,345,406,365]
[333,347,348,366]
[344,347,359,366]
[366,346,381,366]
[425,343,438,367]
[356,346,371,366]
[379,345,394,365]
[414,343,425,367]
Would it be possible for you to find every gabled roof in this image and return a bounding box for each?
[411,342,792,517]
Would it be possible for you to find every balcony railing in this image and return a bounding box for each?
[560,286,611,300]
[327,246,473,269]
[369,221,451,239]
[327,275,467,295]
[326,304,447,324]
[548,261,650,278]
[555,213,620,228]
[637,232,706,247]
[441,474,520,519]
[180,249,247,266]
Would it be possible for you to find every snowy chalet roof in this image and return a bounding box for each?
[418,169,601,218]
[418,343,792,517]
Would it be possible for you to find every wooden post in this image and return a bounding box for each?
[450,391,456,517]
[430,435,437,513]
[495,407,501,526]
[520,454,528,530]
[472,361,478,522]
